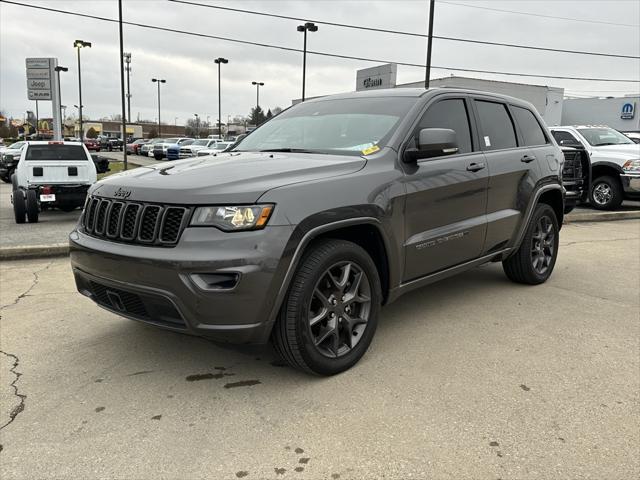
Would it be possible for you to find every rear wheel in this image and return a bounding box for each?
[503,203,559,285]
[13,189,26,224]
[272,239,382,376]
[26,189,39,223]
[590,175,623,210]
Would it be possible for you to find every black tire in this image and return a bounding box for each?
[11,173,18,191]
[272,239,382,376]
[13,189,26,224]
[26,189,39,223]
[503,203,559,285]
[590,175,623,211]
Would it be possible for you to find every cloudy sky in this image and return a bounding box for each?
[1,0,639,125]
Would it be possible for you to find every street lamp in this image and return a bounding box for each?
[296,22,318,101]
[214,57,228,139]
[251,81,264,123]
[54,66,68,135]
[123,52,132,121]
[73,39,91,138]
[151,78,166,136]
[194,113,200,138]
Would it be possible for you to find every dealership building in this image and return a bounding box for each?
[350,64,639,131]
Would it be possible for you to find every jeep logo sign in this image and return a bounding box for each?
[621,102,635,120]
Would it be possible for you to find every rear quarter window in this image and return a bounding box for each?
[25,144,88,161]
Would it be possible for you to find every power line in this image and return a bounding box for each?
[3,0,639,84]
[168,0,640,59]
[439,1,640,28]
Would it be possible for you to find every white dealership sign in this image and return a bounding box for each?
[356,63,397,91]
[25,57,62,139]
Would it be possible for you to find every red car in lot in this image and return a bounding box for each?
[84,139,101,151]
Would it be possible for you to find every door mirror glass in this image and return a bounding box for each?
[405,128,459,162]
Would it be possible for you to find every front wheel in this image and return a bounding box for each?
[503,203,559,285]
[13,189,26,224]
[590,175,623,210]
[272,239,382,376]
[26,189,39,223]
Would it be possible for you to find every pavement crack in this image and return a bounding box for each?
[0,261,53,311]
[0,351,26,432]
[560,237,637,247]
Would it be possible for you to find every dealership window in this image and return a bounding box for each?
[512,106,548,147]
[417,99,473,154]
[475,100,517,150]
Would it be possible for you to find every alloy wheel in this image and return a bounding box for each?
[531,215,555,275]
[308,261,372,358]
[592,182,612,206]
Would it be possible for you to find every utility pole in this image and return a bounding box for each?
[425,0,435,89]
[123,52,132,123]
[251,81,264,124]
[118,0,128,170]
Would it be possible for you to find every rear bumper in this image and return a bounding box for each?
[69,225,296,344]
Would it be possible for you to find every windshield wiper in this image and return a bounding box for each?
[594,142,618,146]
[259,148,320,154]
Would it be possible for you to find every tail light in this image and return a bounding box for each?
[41,185,53,195]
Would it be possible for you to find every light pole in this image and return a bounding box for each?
[123,52,132,121]
[151,78,166,137]
[73,39,91,139]
[296,22,318,101]
[251,81,264,123]
[194,113,200,138]
[214,57,228,139]
[54,66,68,139]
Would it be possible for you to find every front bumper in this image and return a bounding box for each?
[69,225,295,344]
[621,173,640,197]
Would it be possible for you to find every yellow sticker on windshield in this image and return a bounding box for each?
[362,145,380,156]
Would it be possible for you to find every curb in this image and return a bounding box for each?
[0,211,638,261]
[565,210,640,223]
[0,243,69,261]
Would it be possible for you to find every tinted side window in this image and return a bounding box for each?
[551,130,581,146]
[475,100,517,150]
[418,99,473,154]
[512,106,548,146]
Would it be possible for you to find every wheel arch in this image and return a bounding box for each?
[591,162,623,183]
[265,217,394,336]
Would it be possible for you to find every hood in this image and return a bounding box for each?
[590,144,640,164]
[90,151,366,204]
[2,148,23,158]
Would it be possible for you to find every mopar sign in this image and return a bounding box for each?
[621,102,635,119]
[363,77,383,89]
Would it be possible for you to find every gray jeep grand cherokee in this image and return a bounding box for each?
[70,88,564,375]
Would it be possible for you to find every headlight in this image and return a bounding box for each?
[622,159,640,173]
[190,204,274,231]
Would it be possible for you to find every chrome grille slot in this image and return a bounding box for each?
[81,195,190,247]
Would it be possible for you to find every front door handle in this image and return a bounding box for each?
[466,162,486,172]
[521,155,536,163]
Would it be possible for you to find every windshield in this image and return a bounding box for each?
[25,144,88,161]
[233,97,417,155]
[577,128,634,146]
[192,139,209,146]
[213,142,231,150]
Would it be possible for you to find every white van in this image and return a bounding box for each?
[12,141,97,223]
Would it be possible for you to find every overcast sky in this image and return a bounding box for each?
[1,0,639,124]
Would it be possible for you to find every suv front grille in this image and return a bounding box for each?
[82,196,190,247]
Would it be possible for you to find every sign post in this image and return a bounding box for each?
[26,57,62,140]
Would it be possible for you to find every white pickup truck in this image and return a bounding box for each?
[11,141,97,223]
[550,126,640,210]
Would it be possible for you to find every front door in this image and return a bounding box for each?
[403,97,489,282]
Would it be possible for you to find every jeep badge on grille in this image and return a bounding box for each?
[113,187,132,199]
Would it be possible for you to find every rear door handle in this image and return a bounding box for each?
[466,162,486,172]
[521,155,536,163]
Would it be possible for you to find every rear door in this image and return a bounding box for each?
[402,95,489,281]
[471,98,541,254]
[24,144,96,184]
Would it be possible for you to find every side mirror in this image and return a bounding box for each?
[404,128,459,162]
[559,139,581,147]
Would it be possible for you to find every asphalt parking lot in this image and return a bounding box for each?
[1,220,638,479]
